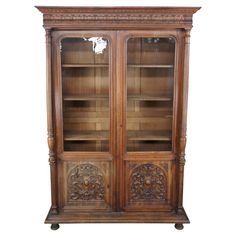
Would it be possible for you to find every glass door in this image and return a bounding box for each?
[126,37,175,152]
[56,32,115,211]
[61,36,110,152]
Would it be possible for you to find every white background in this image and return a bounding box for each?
[0,0,235,235]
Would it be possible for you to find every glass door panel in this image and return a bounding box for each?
[61,37,110,152]
[126,37,175,152]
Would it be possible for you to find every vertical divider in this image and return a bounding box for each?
[116,31,125,210]
[109,31,118,211]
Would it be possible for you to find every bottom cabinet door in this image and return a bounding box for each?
[59,160,113,212]
[124,160,175,211]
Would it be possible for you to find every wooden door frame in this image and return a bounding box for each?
[51,30,118,211]
[116,29,184,211]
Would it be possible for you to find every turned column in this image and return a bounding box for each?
[177,29,191,213]
[45,28,58,214]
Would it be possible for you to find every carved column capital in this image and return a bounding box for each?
[185,29,191,44]
[45,28,52,44]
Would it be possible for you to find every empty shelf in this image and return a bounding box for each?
[62,64,109,68]
[63,95,108,101]
[127,131,172,141]
[64,131,109,141]
[128,95,172,101]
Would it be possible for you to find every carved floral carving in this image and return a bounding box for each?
[68,164,105,201]
[129,163,167,201]
[43,13,191,27]
[44,13,186,22]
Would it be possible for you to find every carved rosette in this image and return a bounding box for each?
[129,164,167,201]
[68,164,105,201]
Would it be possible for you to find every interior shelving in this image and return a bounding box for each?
[60,36,175,152]
[126,37,175,151]
[61,37,110,152]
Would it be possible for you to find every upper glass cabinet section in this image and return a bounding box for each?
[126,37,175,152]
[61,37,110,152]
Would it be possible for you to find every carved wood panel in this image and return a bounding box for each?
[130,163,167,201]
[125,161,173,211]
[63,161,112,211]
[68,164,105,201]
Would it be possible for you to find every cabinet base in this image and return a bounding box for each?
[45,207,189,224]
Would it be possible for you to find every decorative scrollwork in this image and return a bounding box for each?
[68,164,105,201]
[129,163,167,201]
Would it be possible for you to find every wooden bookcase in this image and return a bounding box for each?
[36,6,200,230]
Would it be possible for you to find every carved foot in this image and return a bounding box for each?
[175,223,184,230]
[51,224,60,230]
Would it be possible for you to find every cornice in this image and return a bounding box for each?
[36,6,201,14]
[36,6,201,30]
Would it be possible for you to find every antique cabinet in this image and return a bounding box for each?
[36,6,200,230]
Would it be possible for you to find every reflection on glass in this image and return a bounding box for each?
[61,37,110,152]
[126,37,175,152]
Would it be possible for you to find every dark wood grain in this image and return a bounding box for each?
[37,6,200,229]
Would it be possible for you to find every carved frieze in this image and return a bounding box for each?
[44,13,187,23]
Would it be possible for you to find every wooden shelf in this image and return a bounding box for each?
[62,64,173,68]
[128,95,172,101]
[64,131,109,141]
[127,131,172,141]
[64,130,171,142]
[127,111,172,118]
[62,64,109,68]
[64,94,109,101]
[64,95,171,101]
[128,64,174,68]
